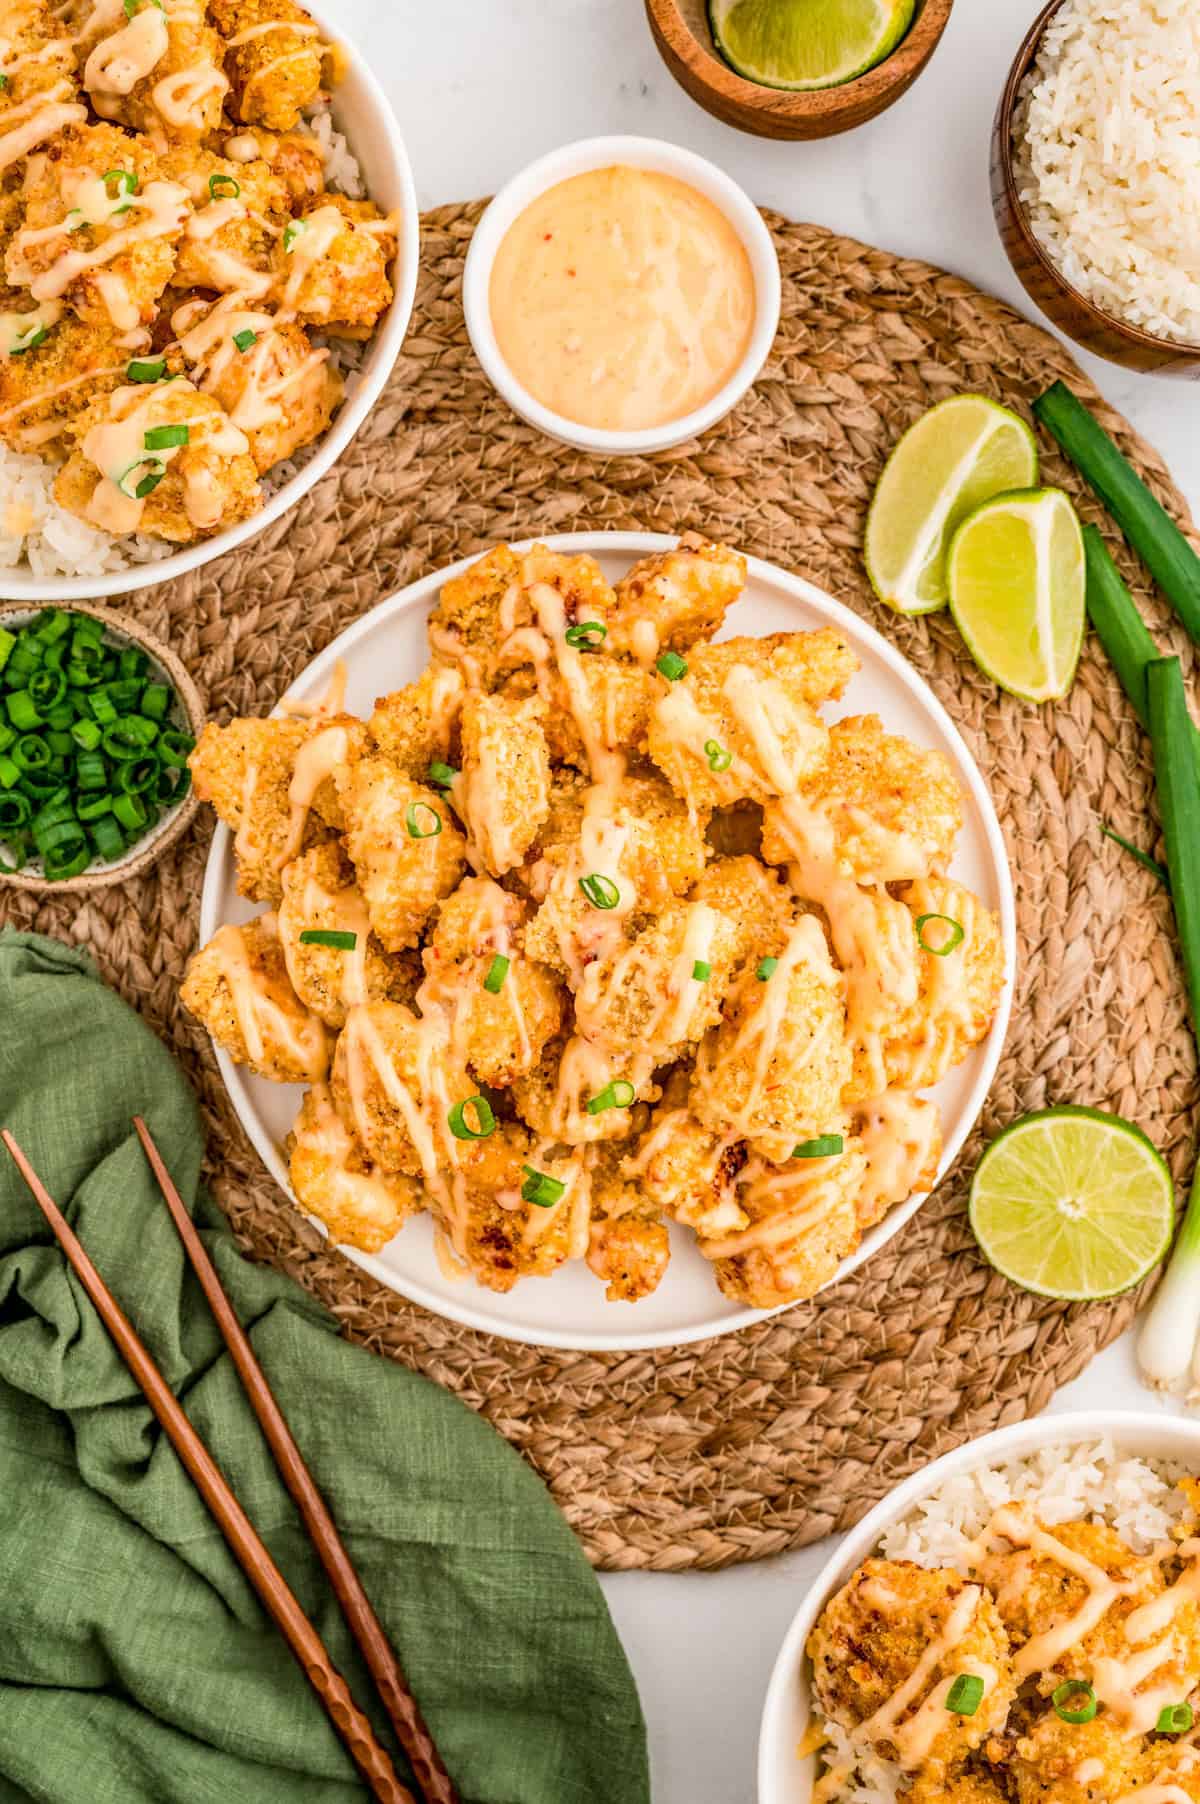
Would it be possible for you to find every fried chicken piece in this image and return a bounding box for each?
[791,714,964,885]
[80,1,227,141]
[426,542,522,691]
[270,194,393,336]
[587,1143,670,1302]
[162,149,286,294]
[209,0,324,131]
[853,1091,942,1229]
[1119,1746,1200,1804]
[701,1140,867,1308]
[267,130,326,203]
[189,713,365,904]
[421,876,564,1087]
[335,757,468,953]
[276,841,409,1030]
[173,294,342,473]
[573,898,740,1066]
[692,913,850,1164]
[368,663,465,780]
[429,543,617,701]
[56,378,261,543]
[0,311,132,454]
[511,1034,653,1147]
[444,1125,584,1293]
[288,1083,423,1254]
[457,689,551,877]
[1010,1710,1141,1804]
[181,914,328,1083]
[808,1560,1015,1770]
[7,124,188,331]
[690,854,795,977]
[534,656,659,774]
[623,1094,749,1240]
[910,1773,1009,1804]
[648,632,844,809]
[607,534,747,664]
[0,0,82,157]
[330,1000,470,1177]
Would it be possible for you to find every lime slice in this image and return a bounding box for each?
[709,0,915,91]
[969,1106,1174,1301]
[865,396,1040,616]
[947,487,1085,703]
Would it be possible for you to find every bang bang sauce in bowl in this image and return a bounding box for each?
[464,137,781,455]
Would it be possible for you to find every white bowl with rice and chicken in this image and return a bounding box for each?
[0,0,418,598]
[759,1413,1200,1804]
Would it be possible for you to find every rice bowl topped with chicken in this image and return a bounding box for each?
[0,0,416,593]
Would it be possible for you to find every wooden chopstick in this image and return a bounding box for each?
[132,1117,459,1804]
[1,1129,418,1804]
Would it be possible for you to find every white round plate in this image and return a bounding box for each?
[757,1410,1200,1803]
[199,531,1016,1351]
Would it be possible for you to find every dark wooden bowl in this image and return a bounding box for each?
[645,0,954,140]
[992,0,1200,378]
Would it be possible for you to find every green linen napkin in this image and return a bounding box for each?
[0,930,650,1804]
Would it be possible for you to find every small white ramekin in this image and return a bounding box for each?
[0,0,419,603]
[757,1411,1200,1803]
[463,134,782,457]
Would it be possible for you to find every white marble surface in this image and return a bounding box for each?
[337,3,1200,1798]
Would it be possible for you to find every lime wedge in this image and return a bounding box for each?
[947,487,1085,703]
[865,396,1040,616]
[969,1107,1174,1301]
[709,0,915,90]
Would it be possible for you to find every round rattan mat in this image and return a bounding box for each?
[5,204,1198,1571]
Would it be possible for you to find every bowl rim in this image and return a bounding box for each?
[0,598,205,893]
[461,134,782,456]
[995,0,1200,361]
[649,0,956,115]
[756,1408,1200,1803]
[0,0,421,603]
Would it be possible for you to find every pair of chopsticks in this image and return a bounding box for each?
[1,1119,459,1804]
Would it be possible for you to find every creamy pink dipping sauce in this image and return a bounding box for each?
[488,165,757,433]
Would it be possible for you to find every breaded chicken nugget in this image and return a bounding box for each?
[276,841,409,1029]
[163,150,286,295]
[288,1083,423,1253]
[511,1034,654,1147]
[441,1126,586,1293]
[692,913,851,1163]
[574,899,740,1065]
[690,854,795,977]
[608,533,746,664]
[853,1091,942,1229]
[330,999,470,1176]
[0,313,133,454]
[790,714,964,884]
[587,1143,671,1302]
[648,632,840,809]
[878,877,1005,1093]
[422,877,564,1087]
[81,3,227,141]
[701,1142,867,1309]
[457,689,551,876]
[209,0,324,131]
[623,1096,750,1241]
[271,195,393,336]
[336,757,468,952]
[369,663,465,780]
[426,543,522,690]
[181,914,328,1083]
[536,656,659,774]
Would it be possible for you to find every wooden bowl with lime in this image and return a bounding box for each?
[645,0,955,140]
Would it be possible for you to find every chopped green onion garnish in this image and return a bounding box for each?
[916,913,965,956]
[579,872,619,909]
[127,356,166,383]
[406,800,442,839]
[1157,1704,1194,1735]
[233,328,257,352]
[428,760,457,790]
[103,168,138,200]
[284,219,306,251]
[585,1080,635,1115]
[10,324,47,355]
[792,1135,844,1159]
[144,424,188,451]
[0,627,14,674]
[704,738,732,772]
[521,1166,566,1208]
[756,957,778,980]
[124,0,164,13]
[945,1674,984,1717]
[208,173,241,200]
[692,960,712,982]
[0,75,7,91]
[564,621,606,649]
[5,690,41,731]
[1052,1681,1097,1725]
[483,954,509,994]
[447,1096,495,1141]
[112,793,147,832]
[299,929,358,950]
[657,651,687,681]
[116,457,166,500]
[66,209,85,232]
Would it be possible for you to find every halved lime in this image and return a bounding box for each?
[969,1107,1174,1301]
[865,396,1040,616]
[709,0,915,91]
[947,487,1084,703]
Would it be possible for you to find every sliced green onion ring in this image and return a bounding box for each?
[521,1166,566,1208]
[564,621,606,649]
[916,913,965,956]
[208,173,241,200]
[656,651,687,681]
[704,738,732,772]
[1157,1703,1194,1735]
[116,456,165,500]
[127,356,166,383]
[428,760,457,790]
[283,219,306,251]
[483,954,509,994]
[586,1079,636,1116]
[10,324,47,355]
[299,928,357,950]
[792,1135,844,1160]
[756,957,778,981]
[447,1096,495,1141]
[692,960,712,982]
[1052,1681,1098,1725]
[579,872,619,910]
[405,800,442,839]
[945,1674,984,1717]
[233,328,257,352]
[144,423,188,451]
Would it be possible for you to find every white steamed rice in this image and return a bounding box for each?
[811,1439,1191,1804]
[1013,0,1200,345]
[0,105,370,580]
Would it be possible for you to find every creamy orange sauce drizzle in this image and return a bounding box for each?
[856,1091,940,1221]
[276,723,351,869]
[292,1082,404,1241]
[489,165,756,432]
[857,1585,986,1769]
[279,660,348,721]
[0,93,86,170]
[211,918,327,1078]
[79,377,248,530]
[279,863,371,1011]
[10,174,190,331]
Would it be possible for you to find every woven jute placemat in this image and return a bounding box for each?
[5,203,1198,1571]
